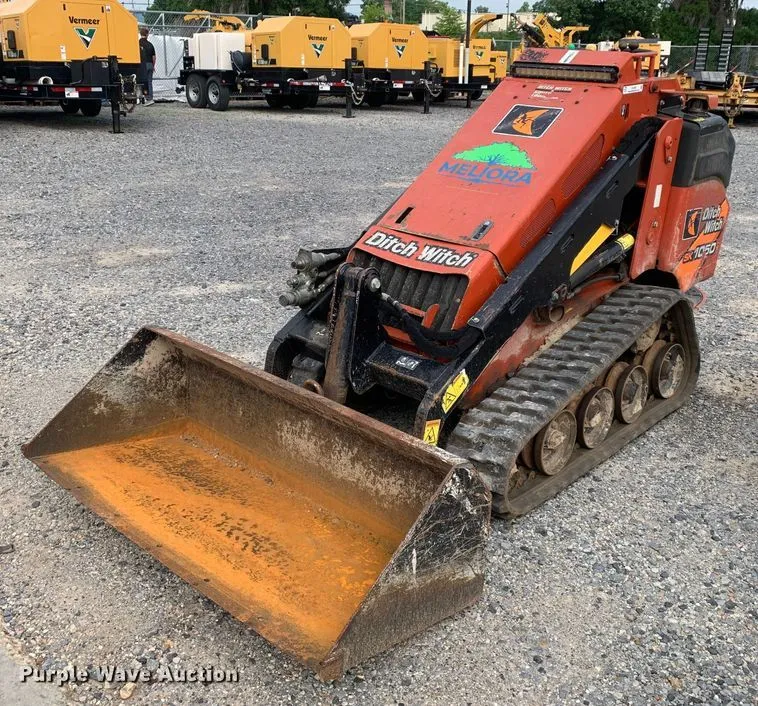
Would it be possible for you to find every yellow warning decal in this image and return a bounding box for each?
[442,369,470,413]
[424,419,441,446]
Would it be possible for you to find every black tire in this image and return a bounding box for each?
[469,89,483,101]
[265,94,287,109]
[411,89,425,103]
[386,90,399,105]
[287,93,310,110]
[60,99,80,115]
[306,92,319,108]
[206,77,230,111]
[79,100,102,117]
[365,92,386,108]
[185,74,207,109]
[433,89,448,103]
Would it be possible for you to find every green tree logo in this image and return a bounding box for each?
[453,142,534,169]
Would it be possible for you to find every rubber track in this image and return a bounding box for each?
[446,284,700,518]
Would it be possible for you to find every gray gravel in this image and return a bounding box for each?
[0,99,756,706]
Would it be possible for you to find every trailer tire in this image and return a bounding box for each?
[386,90,399,105]
[206,78,230,111]
[365,92,386,108]
[265,95,286,109]
[433,89,448,103]
[469,89,483,101]
[80,100,102,117]
[60,99,80,115]
[411,89,425,103]
[287,94,309,110]
[186,74,208,109]
[307,93,319,108]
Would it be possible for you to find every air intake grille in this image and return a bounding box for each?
[352,250,468,331]
[562,133,605,199]
[520,198,557,249]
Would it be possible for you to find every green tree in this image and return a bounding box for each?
[361,0,387,22]
[532,0,657,41]
[516,2,531,11]
[400,0,449,24]
[474,5,490,12]
[434,5,465,37]
[734,8,758,45]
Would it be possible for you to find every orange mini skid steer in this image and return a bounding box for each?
[25,48,735,678]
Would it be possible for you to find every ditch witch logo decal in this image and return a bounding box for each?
[437,142,535,187]
[362,232,478,269]
[683,204,725,240]
[74,27,97,49]
[494,104,562,138]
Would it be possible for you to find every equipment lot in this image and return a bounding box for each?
[0,100,756,705]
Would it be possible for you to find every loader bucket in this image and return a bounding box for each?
[23,328,490,680]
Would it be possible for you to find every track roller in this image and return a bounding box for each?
[651,342,686,399]
[614,364,649,423]
[534,409,577,475]
[576,386,615,449]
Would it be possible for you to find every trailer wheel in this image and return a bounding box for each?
[469,89,483,101]
[265,95,286,109]
[433,89,449,103]
[60,99,80,115]
[80,100,102,117]
[307,93,319,108]
[365,92,386,108]
[186,74,208,109]
[386,90,398,105]
[287,94,310,110]
[411,89,425,103]
[206,78,230,111]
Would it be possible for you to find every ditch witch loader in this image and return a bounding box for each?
[24,48,734,679]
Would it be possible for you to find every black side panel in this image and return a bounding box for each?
[71,58,111,85]
[672,113,735,188]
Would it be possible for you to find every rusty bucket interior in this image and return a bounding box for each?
[23,328,489,679]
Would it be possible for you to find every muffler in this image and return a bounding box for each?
[23,328,490,679]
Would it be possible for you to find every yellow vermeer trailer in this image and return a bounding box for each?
[349,22,429,106]
[180,16,359,110]
[0,0,141,130]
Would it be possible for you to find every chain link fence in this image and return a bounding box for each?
[129,10,262,100]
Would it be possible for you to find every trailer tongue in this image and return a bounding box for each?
[23,328,489,680]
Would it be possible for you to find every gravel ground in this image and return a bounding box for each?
[0,99,756,706]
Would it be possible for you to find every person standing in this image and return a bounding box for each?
[139,27,156,105]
